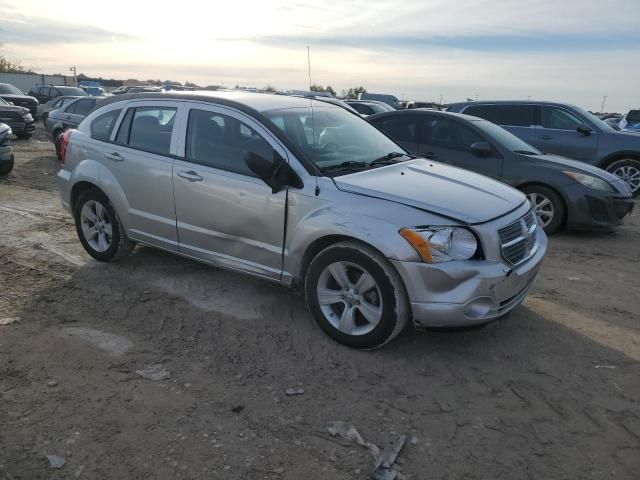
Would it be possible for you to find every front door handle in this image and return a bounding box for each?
[104,152,123,162]
[423,152,438,159]
[177,170,203,182]
[538,135,553,140]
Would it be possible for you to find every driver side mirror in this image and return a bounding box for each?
[245,150,303,194]
[470,141,493,157]
[576,125,592,136]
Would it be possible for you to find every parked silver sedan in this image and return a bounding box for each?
[57,92,547,348]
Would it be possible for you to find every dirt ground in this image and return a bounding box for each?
[1,125,639,480]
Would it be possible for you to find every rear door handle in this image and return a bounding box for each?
[104,152,123,162]
[538,135,553,140]
[177,170,203,182]
[423,152,437,159]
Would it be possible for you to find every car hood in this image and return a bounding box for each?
[0,94,37,104]
[333,159,527,224]
[0,105,30,116]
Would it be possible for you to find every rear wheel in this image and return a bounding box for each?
[522,185,565,235]
[305,241,409,349]
[74,188,134,262]
[606,158,640,197]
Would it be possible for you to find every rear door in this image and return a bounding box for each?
[369,114,421,154]
[65,98,96,128]
[172,104,287,280]
[461,104,537,145]
[419,115,504,179]
[102,100,183,251]
[534,105,598,160]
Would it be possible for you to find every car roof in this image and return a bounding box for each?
[96,90,343,113]
[446,100,580,109]
[368,109,484,123]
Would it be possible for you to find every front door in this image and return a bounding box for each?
[533,106,598,160]
[172,105,286,280]
[419,116,504,180]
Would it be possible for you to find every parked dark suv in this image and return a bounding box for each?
[0,83,39,117]
[28,85,87,105]
[0,96,36,139]
[447,101,640,196]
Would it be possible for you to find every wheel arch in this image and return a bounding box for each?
[597,151,640,169]
[517,181,568,227]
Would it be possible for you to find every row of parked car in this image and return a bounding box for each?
[0,87,632,348]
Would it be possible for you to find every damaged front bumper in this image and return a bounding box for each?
[391,232,547,328]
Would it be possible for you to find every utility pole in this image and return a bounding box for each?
[69,65,77,86]
[601,95,607,113]
[439,93,443,106]
[307,46,312,91]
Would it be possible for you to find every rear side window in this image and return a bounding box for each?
[541,107,583,130]
[185,109,274,176]
[375,115,419,143]
[422,117,484,151]
[115,106,176,155]
[39,87,51,97]
[90,109,121,141]
[74,99,96,116]
[464,104,535,127]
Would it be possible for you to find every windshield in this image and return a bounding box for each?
[571,105,615,132]
[263,105,406,173]
[0,83,24,95]
[474,119,542,155]
[0,97,8,106]
[58,87,87,96]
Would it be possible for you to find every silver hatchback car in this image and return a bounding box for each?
[58,92,547,348]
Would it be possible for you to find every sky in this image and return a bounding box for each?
[0,0,638,112]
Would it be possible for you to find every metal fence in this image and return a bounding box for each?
[0,72,76,93]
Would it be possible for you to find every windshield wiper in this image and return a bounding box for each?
[369,152,415,167]
[320,161,368,173]
[513,150,539,155]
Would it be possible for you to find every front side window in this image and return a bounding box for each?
[264,104,403,174]
[185,109,274,176]
[74,99,96,116]
[541,107,583,130]
[351,103,373,115]
[115,106,176,155]
[423,118,483,151]
[376,115,419,143]
[91,109,121,141]
[464,104,535,127]
[65,101,78,114]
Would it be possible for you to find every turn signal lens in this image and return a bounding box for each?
[399,228,433,263]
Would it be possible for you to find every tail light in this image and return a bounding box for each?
[59,129,73,165]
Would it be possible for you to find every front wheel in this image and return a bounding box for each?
[522,185,565,235]
[0,157,14,175]
[16,133,32,140]
[74,188,133,262]
[305,241,409,349]
[606,158,640,197]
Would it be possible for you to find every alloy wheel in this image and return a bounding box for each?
[527,192,554,228]
[316,261,383,336]
[612,165,640,194]
[80,200,113,252]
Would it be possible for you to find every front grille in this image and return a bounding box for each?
[498,210,538,265]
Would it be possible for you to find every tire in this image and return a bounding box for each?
[53,129,63,161]
[0,157,14,175]
[16,133,32,140]
[606,158,640,197]
[521,185,565,235]
[304,241,409,349]
[74,188,134,262]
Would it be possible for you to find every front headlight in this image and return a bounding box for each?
[563,171,614,192]
[400,227,478,263]
[23,113,33,122]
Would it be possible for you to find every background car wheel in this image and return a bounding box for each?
[74,188,134,262]
[53,130,63,160]
[305,241,409,349]
[16,133,32,140]
[0,157,14,175]
[42,113,48,126]
[522,185,565,235]
[606,158,640,197]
